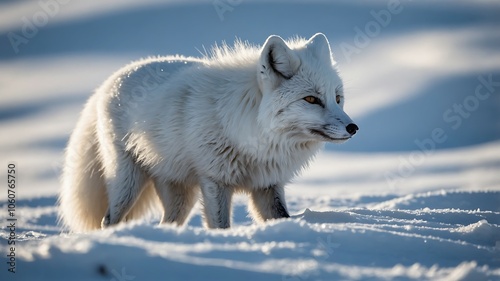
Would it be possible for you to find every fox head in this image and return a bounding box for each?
[257,33,358,144]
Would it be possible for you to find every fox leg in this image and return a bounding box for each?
[101,154,147,228]
[248,184,290,222]
[154,181,198,226]
[199,178,233,229]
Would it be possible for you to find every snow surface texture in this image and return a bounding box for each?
[1,0,499,280]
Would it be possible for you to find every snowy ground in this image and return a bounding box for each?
[1,0,500,280]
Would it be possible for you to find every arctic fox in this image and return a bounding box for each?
[59,33,358,231]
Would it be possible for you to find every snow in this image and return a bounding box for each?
[1,0,499,280]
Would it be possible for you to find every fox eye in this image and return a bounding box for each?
[336,95,341,104]
[304,96,318,104]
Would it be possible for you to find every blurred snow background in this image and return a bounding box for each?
[0,0,499,280]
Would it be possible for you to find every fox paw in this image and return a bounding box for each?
[101,213,111,228]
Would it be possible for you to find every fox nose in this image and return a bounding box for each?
[346,123,359,135]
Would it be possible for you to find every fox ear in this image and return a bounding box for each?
[260,35,300,80]
[306,33,332,61]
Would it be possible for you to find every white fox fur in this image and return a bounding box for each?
[59,33,358,231]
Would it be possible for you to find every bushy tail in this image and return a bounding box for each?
[58,95,108,232]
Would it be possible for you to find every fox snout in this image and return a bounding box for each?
[327,108,358,141]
